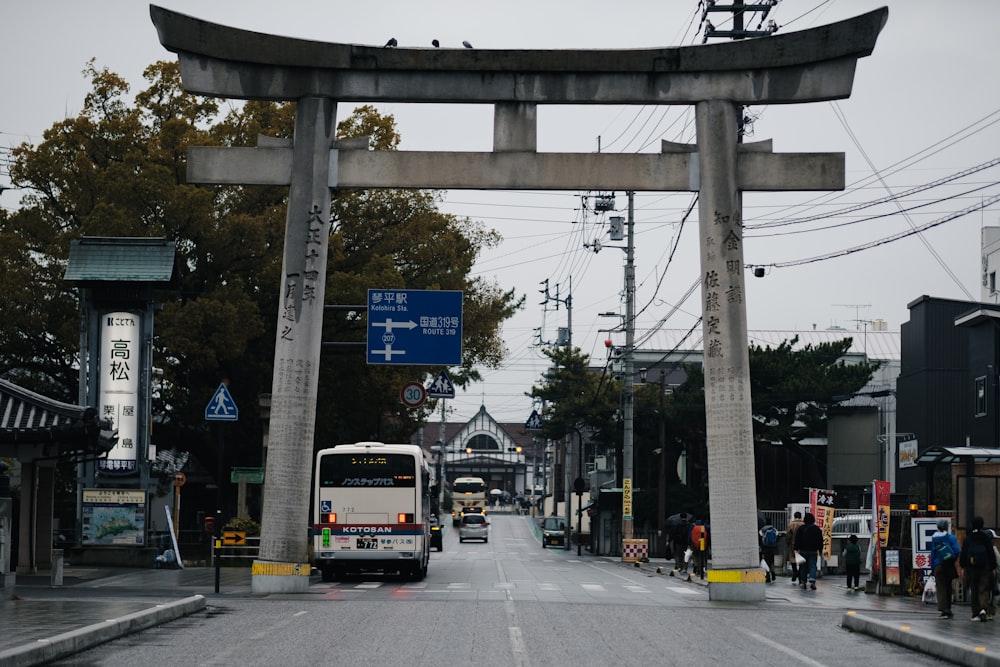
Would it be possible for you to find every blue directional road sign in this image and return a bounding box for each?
[205,383,239,421]
[367,289,462,365]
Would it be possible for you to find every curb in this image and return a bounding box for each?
[0,595,207,667]
[631,558,709,585]
[842,611,1000,667]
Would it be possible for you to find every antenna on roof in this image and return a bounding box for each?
[834,304,872,331]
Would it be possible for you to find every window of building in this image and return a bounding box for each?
[466,434,500,451]
[992,271,997,294]
[975,376,987,417]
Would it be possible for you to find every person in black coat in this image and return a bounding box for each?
[793,512,824,590]
[960,515,998,621]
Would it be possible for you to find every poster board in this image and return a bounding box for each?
[81,489,146,545]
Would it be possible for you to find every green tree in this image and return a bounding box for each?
[2,61,522,492]
[528,346,624,451]
[669,336,879,495]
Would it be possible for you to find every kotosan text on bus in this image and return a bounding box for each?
[312,442,434,581]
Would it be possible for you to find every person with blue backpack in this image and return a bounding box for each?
[960,515,997,622]
[759,520,778,583]
[930,517,961,619]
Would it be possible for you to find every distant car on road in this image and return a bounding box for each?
[452,505,487,526]
[540,516,566,548]
[458,513,489,543]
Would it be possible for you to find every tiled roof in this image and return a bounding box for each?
[64,237,175,282]
[0,379,113,457]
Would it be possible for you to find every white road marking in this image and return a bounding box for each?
[735,626,828,666]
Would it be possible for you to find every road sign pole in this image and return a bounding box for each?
[216,423,224,515]
[214,508,222,593]
[173,484,181,545]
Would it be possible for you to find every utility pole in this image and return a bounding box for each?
[701,1,779,142]
[702,1,779,42]
[657,370,667,557]
[539,277,572,527]
[539,277,573,347]
[438,402,447,512]
[622,191,636,542]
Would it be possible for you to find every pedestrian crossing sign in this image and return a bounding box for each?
[427,370,455,399]
[205,383,239,421]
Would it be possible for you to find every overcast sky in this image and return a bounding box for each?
[3,1,999,424]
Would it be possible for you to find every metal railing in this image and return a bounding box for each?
[212,536,260,566]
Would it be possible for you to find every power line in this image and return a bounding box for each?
[830,100,975,300]
[761,193,1000,270]
[746,157,1000,231]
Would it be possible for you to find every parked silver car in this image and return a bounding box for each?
[458,513,489,543]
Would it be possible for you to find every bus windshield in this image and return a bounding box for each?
[453,478,486,494]
[318,453,417,488]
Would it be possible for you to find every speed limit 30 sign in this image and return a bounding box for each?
[400,381,426,408]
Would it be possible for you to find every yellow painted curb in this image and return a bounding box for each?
[706,568,767,583]
[251,561,311,576]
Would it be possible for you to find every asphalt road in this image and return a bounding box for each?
[31,513,961,667]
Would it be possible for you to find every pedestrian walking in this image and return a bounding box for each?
[959,515,997,622]
[793,512,823,590]
[759,519,778,583]
[930,517,961,619]
[843,534,863,591]
[988,530,1000,620]
[786,511,804,584]
[670,513,689,573]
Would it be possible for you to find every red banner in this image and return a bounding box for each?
[810,488,836,559]
[872,480,891,575]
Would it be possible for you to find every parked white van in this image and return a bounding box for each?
[826,514,873,574]
[831,514,873,539]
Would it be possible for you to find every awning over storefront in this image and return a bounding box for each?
[914,446,1000,466]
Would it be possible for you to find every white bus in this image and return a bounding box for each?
[313,442,433,582]
[450,476,488,526]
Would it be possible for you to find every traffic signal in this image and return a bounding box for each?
[204,516,216,533]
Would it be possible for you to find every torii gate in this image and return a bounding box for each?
[151,5,887,599]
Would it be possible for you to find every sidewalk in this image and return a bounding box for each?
[0,566,252,667]
[629,553,1000,666]
[4,553,1000,667]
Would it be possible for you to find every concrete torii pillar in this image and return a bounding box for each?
[151,4,887,599]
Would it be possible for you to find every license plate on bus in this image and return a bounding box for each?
[356,536,378,550]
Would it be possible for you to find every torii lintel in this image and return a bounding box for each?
[150,5,887,105]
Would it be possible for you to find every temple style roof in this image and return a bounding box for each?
[0,379,115,459]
